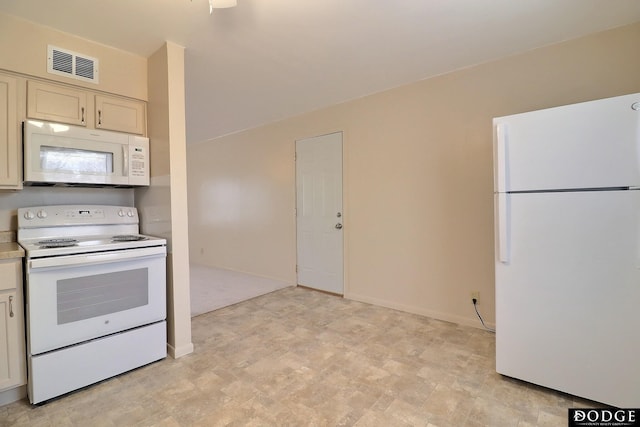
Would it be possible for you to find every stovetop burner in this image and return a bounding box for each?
[18,205,167,257]
[37,238,79,248]
[112,235,148,242]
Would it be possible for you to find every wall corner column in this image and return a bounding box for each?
[139,41,193,358]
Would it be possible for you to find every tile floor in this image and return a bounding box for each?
[1,287,597,426]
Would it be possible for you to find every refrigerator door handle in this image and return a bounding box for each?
[495,122,508,192]
[634,188,640,269]
[497,193,510,263]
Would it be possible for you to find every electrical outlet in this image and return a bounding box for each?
[471,291,480,302]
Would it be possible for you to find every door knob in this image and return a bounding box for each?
[335,223,343,229]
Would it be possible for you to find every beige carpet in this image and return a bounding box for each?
[189,264,291,317]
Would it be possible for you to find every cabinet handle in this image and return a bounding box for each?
[8,295,14,318]
[81,107,85,124]
[98,110,102,126]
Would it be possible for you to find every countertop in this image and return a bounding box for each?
[0,231,24,259]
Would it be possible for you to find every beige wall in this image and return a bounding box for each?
[137,42,193,358]
[188,132,297,281]
[0,13,147,100]
[188,22,640,328]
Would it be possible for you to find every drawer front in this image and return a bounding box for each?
[0,260,20,291]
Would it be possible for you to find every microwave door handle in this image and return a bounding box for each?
[123,145,129,177]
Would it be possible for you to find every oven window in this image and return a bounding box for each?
[40,145,114,175]
[57,268,148,324]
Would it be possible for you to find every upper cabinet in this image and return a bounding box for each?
[27,80,87,126]
[95,94,146,135]
[27,80,146,135]
[0,73,21,190]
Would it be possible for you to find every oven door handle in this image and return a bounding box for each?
[28,246,166,270]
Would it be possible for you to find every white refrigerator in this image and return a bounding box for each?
[493,93,640,408]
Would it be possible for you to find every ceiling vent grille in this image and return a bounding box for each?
[47,45,99,84]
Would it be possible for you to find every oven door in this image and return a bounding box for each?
[25,246,166,355]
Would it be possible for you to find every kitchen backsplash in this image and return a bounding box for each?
[0,230,16,243]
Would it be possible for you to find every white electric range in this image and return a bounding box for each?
[17,205,167,404]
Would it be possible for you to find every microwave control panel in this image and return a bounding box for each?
[128,136,150,186]
[131,146,146,177]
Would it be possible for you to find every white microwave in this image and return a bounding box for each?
[23,120,150,187]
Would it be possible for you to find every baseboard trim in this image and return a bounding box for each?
[344,292,495,330]
[167,342,194,359]
[0,385,26,407]
[190,263,294,286]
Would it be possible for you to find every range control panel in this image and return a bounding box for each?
[64,208,105,219]
[18,205,139,228]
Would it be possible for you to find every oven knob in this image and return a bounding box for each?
[37,210,48,219]
[118,210,125,217]
[24,210,35,220]
[127,210,135,217]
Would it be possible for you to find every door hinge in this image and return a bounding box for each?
[295,265,298,273]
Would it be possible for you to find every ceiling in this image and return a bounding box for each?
[1,1,640,143]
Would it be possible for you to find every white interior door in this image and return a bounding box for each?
[296,132,343,294]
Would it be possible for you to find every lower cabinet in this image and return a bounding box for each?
[0,259,26,392]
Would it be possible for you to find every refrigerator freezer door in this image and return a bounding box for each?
[494,93,640,192]
[495,190,640,407]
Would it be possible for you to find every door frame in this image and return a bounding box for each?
[294,130,346,296]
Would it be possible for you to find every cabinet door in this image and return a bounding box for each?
[0,74,21,189]
[0,260,25,391]
[27,80,87,126]
[95,94,145,135]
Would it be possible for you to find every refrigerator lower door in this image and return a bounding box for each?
[495,190,640,407]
